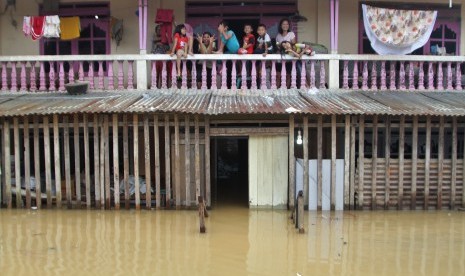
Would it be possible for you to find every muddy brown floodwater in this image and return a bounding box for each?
[0,207,464,275]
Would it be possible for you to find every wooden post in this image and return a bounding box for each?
[133,114,140,210]
[14,118,22,208]
[317,116,323,209]
[205,117,211,207]
[113,114,120,210]
[425,116,431,210]
[331,115,336,210]
[154,115,161,209]
[358,115,365,210]
[289,115,296,208]
[185,115,191,207]
[195,116,201,203]
[350,117,356,209]
[93,114,100,209]
[23,117,31,209]
[303,116,309,207]
[198,196,206,233]
[63,116,72,209]
[144,114,152,209]
[399,115,405,210]
[3,119,11,208]
[99,115,105,209]
[385,116,391,209]
[297,190,305,233]
[44,117,52,208]
[104,115,110,209]
[53,115,62,208]
[411,116,418,210]
[33,117,42,209]
[344,115,350,210]
[174,114,180,207]
[438,116,444,210]
[74,114,81,208]
[165,115,171,207]
[123,114,130,209]
[83,114,91,208]
[371,115,378,210]
[451,117,457,210]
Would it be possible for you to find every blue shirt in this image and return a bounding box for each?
[220,30,240,54]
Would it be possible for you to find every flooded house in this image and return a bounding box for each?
[0,0,465,211]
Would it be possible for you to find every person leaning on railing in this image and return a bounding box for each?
[194,31,217,89]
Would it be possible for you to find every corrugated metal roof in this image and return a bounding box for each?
[1,90,465,117]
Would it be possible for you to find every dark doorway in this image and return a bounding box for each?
[211,137,249,208]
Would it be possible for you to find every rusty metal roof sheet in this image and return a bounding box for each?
[1,90,465,117]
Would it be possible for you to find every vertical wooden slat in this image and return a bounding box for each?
[123,114,130,209]
[371,115,378,210]
[44,117,52,208]
[289,115,296,208]
[437,116,444,210]
[144,114,152,209]
[303,116,309,207]
[113,114,120,210]
[185,115,191,207]
[3,119,11,208]
[53,115,62,208]
[463,118,465,208]
[344,115,350,210]
[425,116,431,210]
[14,118,21,208]
[133,114,140,210]
[164,115,171,207]
[331,115,336,210]
[154,115,161,209]
[23,117,31,209]
[33,117,42,209]
[205,117,211,207]
[411,116,418,210]
[73,114,81,208]
[195,116,201,203]
[451,117,457,210]
[63,116,72,209]
[83,114,91,208]
[174,114,180,207]
[104,115,110,209]
[93,114,100,209]
[349,116,356,209]
[317,115,323,209]
[358,115,365,210]
[385,116,391,209]
[399,115,405,210]
[99,116,105,208]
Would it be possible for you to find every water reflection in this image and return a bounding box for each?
[0,209,464,275]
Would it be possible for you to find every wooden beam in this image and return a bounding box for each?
[350,116,356,209]
[23,117,31,209]
[411,116,418,210]
[289,115,296,208]
[4,119,11,208]
[195,116,201,204]
[74,114,81,208]
[33,117,42,209]
[331,114,337,210]
[123,114,130,209]
[451,117,457,210]
[425,116,431,210]
[205,117,211,207]
[104,115,111,209]
[185,115,191,207]
[154,115,161,209]
[385,116,391,209]
[209,127,288,136]
[144,114,152,210]
[174,114,180,207]
[14,118,21,208]
[165,115,171,207]
[83,114,91,208]
[63,116,72,209]
[93,114,100,209]
[437,116,444,210]
[317,115,323,209]
[113,114,120,210]
[358,115,365,210]
[398,115,405,210]
[303,116,309,207]
[53,115,62,208]
[133,114,140,210]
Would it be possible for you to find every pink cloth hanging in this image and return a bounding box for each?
[155,9,173,44]
[31,16,46,41]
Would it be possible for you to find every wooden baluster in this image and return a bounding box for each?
[408,62,415,90]
[361,61,368,90]
[127,60,134,89]
[151,61,157,89]
[107,61,114,90]
[98,61,104,90]
[291,60,297,89]
[10,62,17,92]
[418,61,425,90]
[447,62,453,90]
[427,62,434,90]
[1,62,8,91]
[437,62,443,90]
[171,60,177,88]
[30,62,37,92]
[78,61,84,81]
[352,61,359,90]
[20,62,27,91]
[380,61,387,90]
[182,60,187,88]
[118,61,124,89]
[191,60,196,89]
[389,62,396,90]
[48,61,56,91]
[231,60,237,90]
[271,60,277,89]
[211,61,217,89]
[300,60,306,89]
[319,61,326,89]
[87,62,94,90]
[251,60,257,90]
[342,60,349,89]
[241,60,247,90]
[201,61,207,90]
[260,60,266,89]
[399,61,406,90]
[455,62,462,90]
[221,60,227,90]
[39,62,47,91]
[58,61,65,91]
[161,61,167,89]
[68,61,75,84]
[280,61,287,89]
[310,60,315,88]
[370,61,377,90]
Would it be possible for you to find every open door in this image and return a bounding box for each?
[248,135,288,208]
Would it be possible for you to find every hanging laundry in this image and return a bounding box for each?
[31,16,46,41]
[23,16,31,37]
[155,9,173,45]
[43,15,61,38]
[60,16,81,40]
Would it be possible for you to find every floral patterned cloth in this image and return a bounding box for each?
[362,4,437,55]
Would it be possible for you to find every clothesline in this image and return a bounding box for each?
[23,15,81,41]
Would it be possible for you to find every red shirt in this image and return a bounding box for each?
[174,33,189,50]
[243,33,255,54]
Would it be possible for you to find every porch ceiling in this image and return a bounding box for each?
[1,90,465,117]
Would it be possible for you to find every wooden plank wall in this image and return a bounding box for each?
[0,114,209,210]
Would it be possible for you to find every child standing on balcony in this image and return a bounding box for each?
[214,20,240,54]
[238,23,255,54]
[170,24,189,81]
[254,24,273,56]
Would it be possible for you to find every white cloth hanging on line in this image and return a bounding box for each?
[362,4,437,55]
[43,15,61,38]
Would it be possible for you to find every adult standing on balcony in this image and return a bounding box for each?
[275,18,297,88]
[195,32,217,88]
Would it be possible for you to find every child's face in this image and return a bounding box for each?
[282,42,291,50]
[181,27,186,35]
[202,33,211,45]
[257,26,266,36]
[218,24,225,32]
[244,25,252,34]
